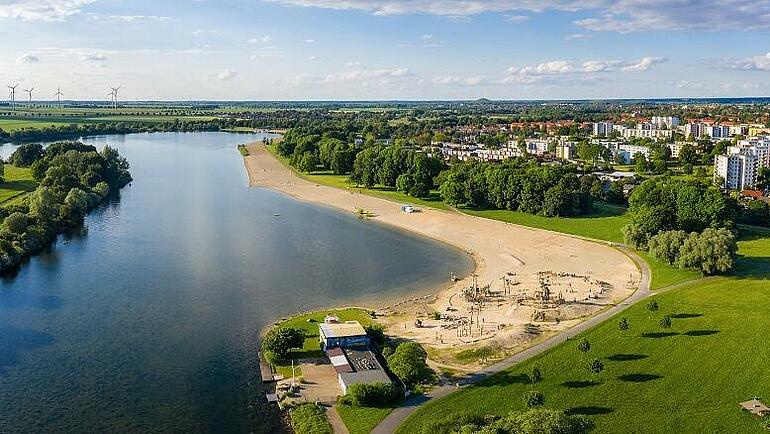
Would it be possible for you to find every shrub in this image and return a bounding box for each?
[365,323,386,347]
[289,403,332,434]
[646,299,659,312]
[622,223,649,250]
[523,390,544,408]
[587,359,604,374]
[527,366,542,384]
[347,382,401,407]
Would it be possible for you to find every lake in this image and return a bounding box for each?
[0,132,473,433]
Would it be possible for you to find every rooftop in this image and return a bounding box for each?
[320,321,367,339]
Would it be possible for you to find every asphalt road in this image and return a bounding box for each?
[372,245,652,434]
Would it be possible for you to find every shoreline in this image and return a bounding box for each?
[243,142,640,367]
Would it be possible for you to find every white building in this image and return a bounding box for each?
[682,123,703,139]
[705,125,731,139]
[592,122,614,137]
[615,125,672,139]
[651,116,680,129]
[714,151,758,191]
[614,144,651,164]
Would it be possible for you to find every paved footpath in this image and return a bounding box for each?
[327,405,350,434]
[372,245,652,434]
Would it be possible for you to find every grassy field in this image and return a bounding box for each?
[0,119,70,132]
[266,308,374,378]
[337,404,394,434]
[0,165,37,205]
[398,234,770,434]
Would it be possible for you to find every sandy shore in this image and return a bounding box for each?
[244,143,640,366]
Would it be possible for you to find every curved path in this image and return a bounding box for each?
[371,245,652,434]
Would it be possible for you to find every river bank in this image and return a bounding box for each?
[243,142,640,368]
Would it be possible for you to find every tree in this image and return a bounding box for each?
[646,299,659,312]
[577,337,590,354]
[8,143,44,167]
[622,223,650,250]
[648,230,688,265]
[29,186,59,224]
[633,153,649,173]
[523,390,544,408]
[587,359,604,374]
[1,212,28,235]
[61,188,89,223]
[659,315,672,329]
[675,228,737,275]
[618,317,630,331]
[678,143,697,166]
[261,327,305,362]
[386,342,430,386]
[528,366,542,384]
[757,167,770,191]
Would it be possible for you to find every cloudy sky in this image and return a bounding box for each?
[1,0,770,100]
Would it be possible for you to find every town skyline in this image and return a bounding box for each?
[2,0,770,100]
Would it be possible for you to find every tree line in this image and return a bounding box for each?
[622,177,740,274]
[0,142,132,274]
[436,159,624,216]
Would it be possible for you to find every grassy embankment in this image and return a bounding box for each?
[398,226,770,434]
[264,144,700,290]
[0,165,37,205]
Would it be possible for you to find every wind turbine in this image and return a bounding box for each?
[24,87,34,103]
[109,86,120,109]
[55,86,64,103]
[7,83,19,109]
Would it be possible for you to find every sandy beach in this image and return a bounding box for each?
[244,143,640,366]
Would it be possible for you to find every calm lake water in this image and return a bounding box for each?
[0,132,473,433]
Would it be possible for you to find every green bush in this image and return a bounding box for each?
[386,342,432,386]
[347,382,401,407]
[289,403,332,434]
[261,327,305,363]
[523,390,544,408]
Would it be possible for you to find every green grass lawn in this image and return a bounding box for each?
[398,234,770,434]
[0,165,37,205]
[336,404,394,434]
[0,119,70,132]
[267,308,374,378]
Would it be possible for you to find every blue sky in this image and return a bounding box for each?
[1,0,770,100]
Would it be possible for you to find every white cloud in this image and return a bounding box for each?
[79,53,107,61]
[87,14,171,23]
[248,35,272,44]
[0,0,95,21]
[288,65,412,86]
[507,14,529,22]
[727,52,770,71]
[621,56,666,71]
[305,38,315,43]
[193,29,220,37]
[264,0,770,32]
[421,33,434,40]
[565,33,589,40]
[433,75,488,86]
[216,69,237,80]
[16,53,40,64]
[503,56,665,83]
